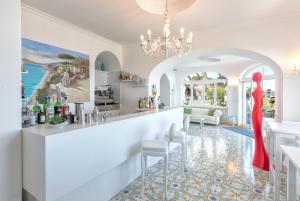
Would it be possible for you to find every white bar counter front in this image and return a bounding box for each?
[23,107,183,201]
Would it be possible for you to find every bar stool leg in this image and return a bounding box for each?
[144,156,148,170]
[141,153,145,197]
[181,143,185,176]
[164,155,168,201]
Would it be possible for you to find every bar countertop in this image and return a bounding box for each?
[22,107,181,137]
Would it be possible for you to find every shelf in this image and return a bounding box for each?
[131,85,148,88]
[120,80,137,82]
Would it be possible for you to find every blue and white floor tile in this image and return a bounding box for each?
[110,124,285,201]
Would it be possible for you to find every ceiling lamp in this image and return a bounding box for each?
[139,0,193,58]
[291,64,300,75]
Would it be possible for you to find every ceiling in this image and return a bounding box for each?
[22,0,300,44]
[175,55,253,68]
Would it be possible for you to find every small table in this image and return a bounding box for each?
[280,145,300,201]
[199,118,205,129]
[267,121,300,200]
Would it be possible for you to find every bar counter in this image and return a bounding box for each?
[23,107,183,201]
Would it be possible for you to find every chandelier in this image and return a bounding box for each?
[140,0,193,58]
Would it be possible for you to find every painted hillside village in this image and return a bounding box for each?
[21,38,90,104]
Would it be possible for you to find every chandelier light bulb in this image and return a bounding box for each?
[140,34,144,41]
[180,27,185,38]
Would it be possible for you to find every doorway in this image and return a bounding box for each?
[160,74,171,107]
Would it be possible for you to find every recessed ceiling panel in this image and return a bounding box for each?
[136,0,197,15]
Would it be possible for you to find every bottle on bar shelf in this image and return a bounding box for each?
[62,96,70,117]
[32,101,41,122]
[37,110,46,124]
[54,96,62,117]
[48,97,55,121]
[43,97,50,121]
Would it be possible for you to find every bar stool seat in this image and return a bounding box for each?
[142,140,168,153]
[141,140,169,200]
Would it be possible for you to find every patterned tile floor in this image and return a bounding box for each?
[110,124,286,201]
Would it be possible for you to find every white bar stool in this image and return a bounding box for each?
[166,117,190,176]
[141,140,168,201]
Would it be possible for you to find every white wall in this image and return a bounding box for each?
[21,4,123,112]
[0,0,22,201]
[283,74,300,121]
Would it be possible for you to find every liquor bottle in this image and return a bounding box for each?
[138,98,141,109]
[29,111,36,126]
[43,97,50,121]
[62,97,70,117]
[32,101,41,122]
[47,97,55,120]
[38,111,46,124]
[54,96,62,117]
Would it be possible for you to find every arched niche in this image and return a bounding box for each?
[160,74,171,107]
[94,51,121,104]
[95,51,121,72]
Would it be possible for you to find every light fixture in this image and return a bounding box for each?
[291,64,300,75]
[139,0,193,58]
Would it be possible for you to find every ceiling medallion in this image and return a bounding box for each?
[139,0,193,58]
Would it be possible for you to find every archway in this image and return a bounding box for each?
[160,74,171,107]
[94,51,121,107]
[148,47,283,121]
[239,64,276,127]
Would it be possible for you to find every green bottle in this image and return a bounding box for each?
[54,97,63,117]
[32,101,41,122]
[43,97,50,121]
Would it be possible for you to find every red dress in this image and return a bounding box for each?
[252,87,270,171]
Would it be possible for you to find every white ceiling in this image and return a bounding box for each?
[22,0,300,44]
[175,55,252,68]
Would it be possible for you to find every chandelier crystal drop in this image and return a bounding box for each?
[140,0,193,58]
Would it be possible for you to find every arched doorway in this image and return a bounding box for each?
[148,48,283,121]
[94,51,121,111]
[239,64,276,127]
[160,74,171,107]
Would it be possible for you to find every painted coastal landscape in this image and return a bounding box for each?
[22,38,90,104]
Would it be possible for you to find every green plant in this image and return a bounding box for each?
[49,115,66,125]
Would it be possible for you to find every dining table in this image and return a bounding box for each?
[267,121,300,200]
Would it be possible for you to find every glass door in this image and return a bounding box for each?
[244,82,253,129]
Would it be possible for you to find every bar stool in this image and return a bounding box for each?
[141,140,168,200]
[166,117,190,176]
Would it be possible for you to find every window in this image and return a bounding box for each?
[217,82,227,107]
[242,65,275,121]
[183,72,227,107]
[205,83,214,105]
[183,84,191,105]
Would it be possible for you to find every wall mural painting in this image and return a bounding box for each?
[21,38,90,104]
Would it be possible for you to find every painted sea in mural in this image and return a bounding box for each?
[22,63,46,100]
[21,38,90,104]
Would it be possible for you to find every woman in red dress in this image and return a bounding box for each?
[252,72,269,171]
